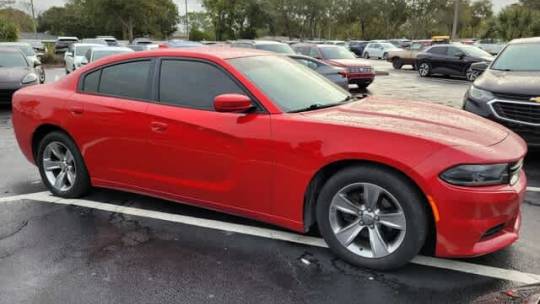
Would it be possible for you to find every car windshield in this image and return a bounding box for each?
[461,46,492,58]
[491,43,540,71]
[380,43,396,49]
[92,50,129,61]
[1,44,35,56]
[0,52,28,67]
[76,45,96,56]
[256,44,295,54]
[319,46,355,59]
[228,55,350,112]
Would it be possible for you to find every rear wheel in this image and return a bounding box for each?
[316,165,428,270]
[466,67,479,82]
[37,131,91,198]
[363,52,370,59]
[392,58,402,69]
[418,62,431,77]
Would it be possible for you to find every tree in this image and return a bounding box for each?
[0,8,34,32]
[469,0,492,37]
[0,18,18,41]
[497,4,540,40]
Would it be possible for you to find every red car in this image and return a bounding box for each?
[293,44,375,89]
[12,48,527,270]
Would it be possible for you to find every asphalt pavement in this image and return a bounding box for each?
[0,65,539,304]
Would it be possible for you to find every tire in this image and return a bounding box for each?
[37,131,91,198]
[466,67,478,82]
[417,62,431,77]
[39,69,46,83]
[392,58,402,69]
[316,165,428,270]
[363,52,370,59]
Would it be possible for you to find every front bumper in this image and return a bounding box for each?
[431,170,525,257]
[464,96,540,148]
[348,73,375,86]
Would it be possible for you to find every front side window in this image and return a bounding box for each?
[159,60,245,110]
[428,46,448,55]
[82,70,101,93]
[99,60,151,100]
[229,55,349,112]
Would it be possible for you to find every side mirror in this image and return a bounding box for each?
[214,94,254,113]
[471,61,488,72]
[455,52,465,59]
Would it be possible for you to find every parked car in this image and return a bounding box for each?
[160,40,204,48]
[96,36,119,46]
[463,37,540,148]
[64,43,103,74]
[388,39,411,48]
[0,42,45,83]
[83,46,134,64]
[128,44,159,52]
[324,40,347,46]
[132,38,154,45]
[386,41,431,69]
[11,48,527,271]
[0,47,39,104]
[474,39,506,55]
[293,44,375,88]
[230,40,295,54]
[416,44,494,81]
[287,54,349,90]
[81,38,108,46]
[348,40,368,57]
[362,42,402,60]
[55,36,79,53]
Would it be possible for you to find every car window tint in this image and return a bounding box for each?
[428,46,448,55]
[82,69,101,92]
[308,47,320,58]
[448,47,463,56]
[99,60,151,99]
[159,60,244,110]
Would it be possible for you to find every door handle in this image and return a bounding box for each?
[69,105,84,115]
[150,121,168,133]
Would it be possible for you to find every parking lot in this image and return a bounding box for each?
[1,62,539,303]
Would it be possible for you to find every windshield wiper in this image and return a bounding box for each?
[289,103,342,113]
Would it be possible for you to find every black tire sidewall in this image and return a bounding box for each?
[316,165,428,270]
[418,62,431,77]
[37,131,91,198]
[392,58,402,69]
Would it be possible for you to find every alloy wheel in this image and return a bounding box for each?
[418,63,430,76]
[328,183,406,258]
[42,141,77,192]
[466,68,478,81]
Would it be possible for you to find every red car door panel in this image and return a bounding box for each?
[145,104,273,214]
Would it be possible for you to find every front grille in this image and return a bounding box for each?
[348,66,372,73]
[0,89,16,103]
[491,101,540,125]
[492,92,534,102]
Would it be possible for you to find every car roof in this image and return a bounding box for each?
[58,36,78,40]
[510,37,540,44]
[73,43,104,48]
[236,40,284,45]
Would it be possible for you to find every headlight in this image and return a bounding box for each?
[469,86,495,102]
[21,73,38,84]
[440,163,515,186]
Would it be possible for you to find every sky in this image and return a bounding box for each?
[13,0,520,15]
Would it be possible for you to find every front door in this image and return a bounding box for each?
[145,59,274,214]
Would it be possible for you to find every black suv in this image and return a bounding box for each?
[416,44,494,81]
[463,37,540,148]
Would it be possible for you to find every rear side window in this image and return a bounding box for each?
[82,70,101,93]
[159,60,244,110]
[99,60,151,100]
[428,46,448,55]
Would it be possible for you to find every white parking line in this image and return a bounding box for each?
[527,186,540,192]
[2,191,540,284]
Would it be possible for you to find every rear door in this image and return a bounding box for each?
[145,58,274,214]
[65,59,155,187]
[426,46,449,73]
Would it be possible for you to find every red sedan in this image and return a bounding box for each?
[12,48,527,270]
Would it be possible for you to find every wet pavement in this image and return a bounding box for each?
[0,67,539,303]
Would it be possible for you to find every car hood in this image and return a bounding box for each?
[300,98,509,147]
[326,58,371,67]
[476,69,540,96]
[0,67,31,83]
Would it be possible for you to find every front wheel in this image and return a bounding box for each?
[37,131,91,198]
[363,52,370,59]
[392,58,402,69]
[418,62,431,77]
[316,165,428,270]
[466,67,479,82]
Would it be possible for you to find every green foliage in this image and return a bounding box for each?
[38,0,179,41]
[496,4,540,40]
[0,8,34,32]
[0,17,18,41]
